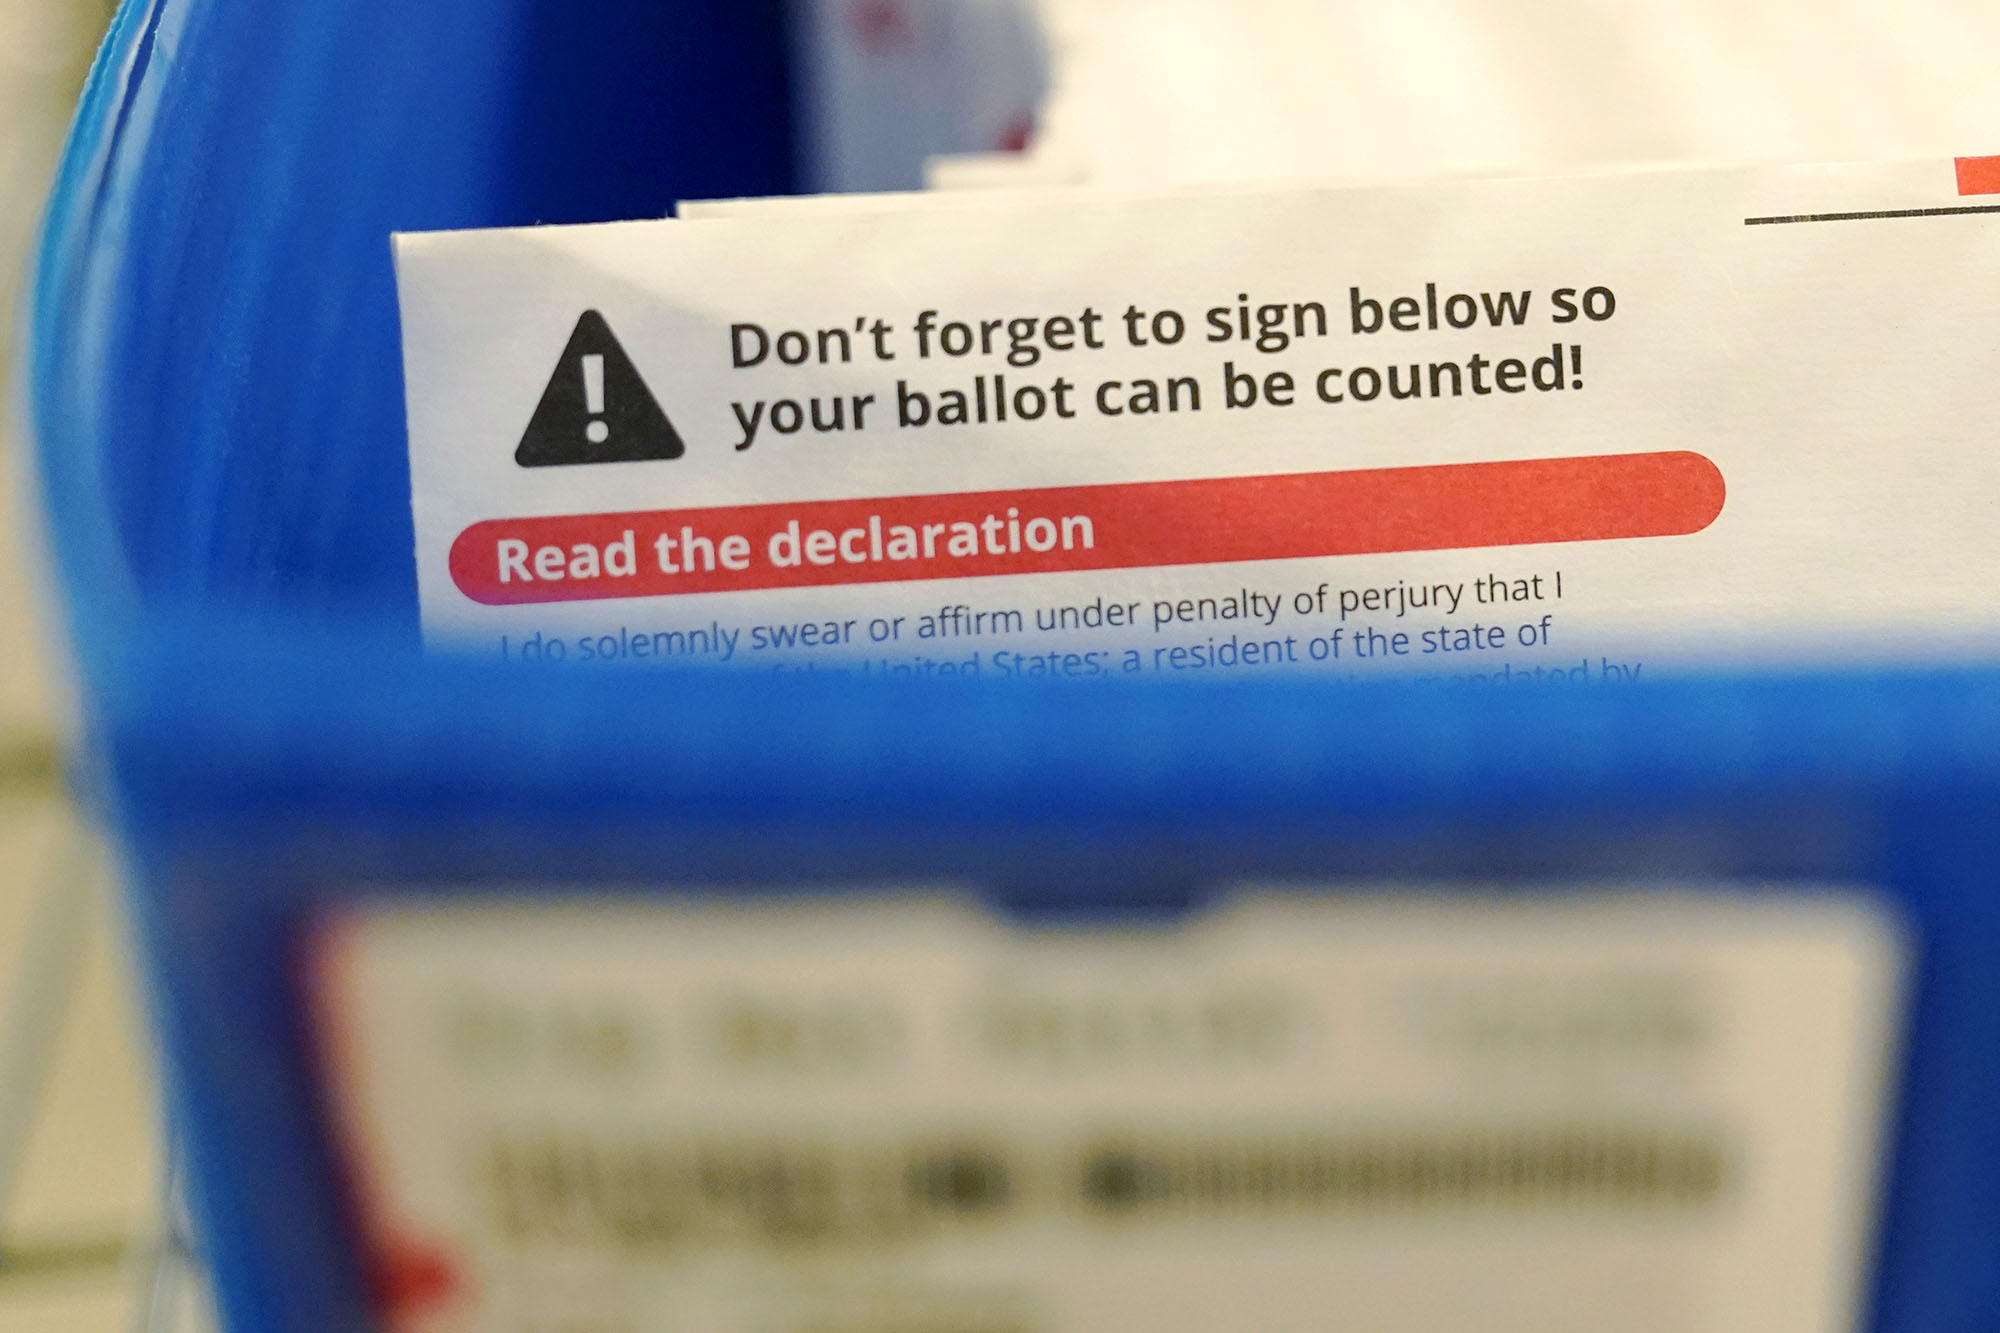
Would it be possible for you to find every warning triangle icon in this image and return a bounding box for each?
[515,310,685,466]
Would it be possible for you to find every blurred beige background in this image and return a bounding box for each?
[0,1,206,1330]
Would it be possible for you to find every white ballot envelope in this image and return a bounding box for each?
[397,155,2000,684]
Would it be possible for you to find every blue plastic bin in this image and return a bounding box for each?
[24,3,2000,1330]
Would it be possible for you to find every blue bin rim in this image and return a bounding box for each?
[23,0,2000,827]
[26,0,159,663]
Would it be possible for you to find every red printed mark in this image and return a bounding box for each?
[1956,156,2000,196]
[995,113,1036,153]
[451,453,1724,607]
[370,1235,464,1322]
[849,0,913,52]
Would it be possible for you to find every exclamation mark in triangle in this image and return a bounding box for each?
[516,310,685,466]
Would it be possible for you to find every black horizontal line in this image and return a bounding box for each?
[1745,204,2000,225]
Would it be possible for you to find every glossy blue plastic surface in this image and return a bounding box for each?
[25,2,2000,1330]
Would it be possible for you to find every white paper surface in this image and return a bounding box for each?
[316,890,1904,1333]
[1026,0,2000,189]
[399,156,2000,682]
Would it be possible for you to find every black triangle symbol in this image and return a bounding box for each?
[516,310,686,467]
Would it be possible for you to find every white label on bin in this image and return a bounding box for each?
[396,155,2000,682]
[314,891,1904,1333]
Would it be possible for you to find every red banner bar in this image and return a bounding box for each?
[1957,156,2000,196]
[450,452,1725,605]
